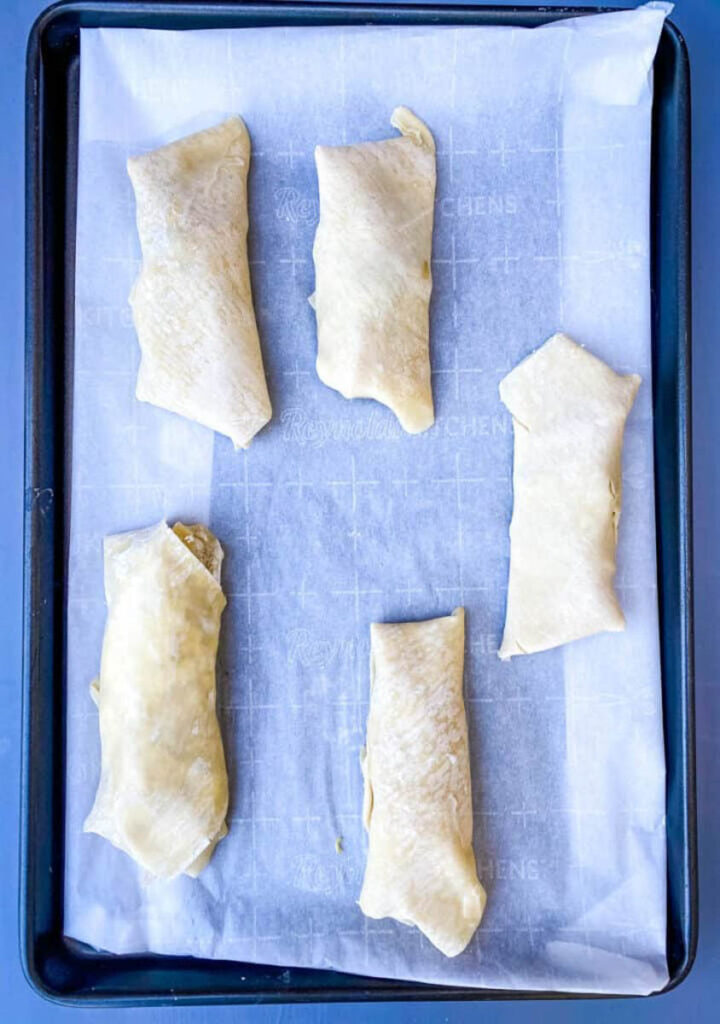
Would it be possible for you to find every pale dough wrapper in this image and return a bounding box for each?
[499,333,641,659]
[311,107,436,434]
[84,520,229,879]
[359,608,486,957]
[128,117,272,449]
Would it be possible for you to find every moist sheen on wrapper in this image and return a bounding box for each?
[360,608,486,956]
[499,333,641,658]
[128,118,272,449]
[311,107,437,434]
[84,520,229,879]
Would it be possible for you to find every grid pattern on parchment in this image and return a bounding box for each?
[65,17,668,993]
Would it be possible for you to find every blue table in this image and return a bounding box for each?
[2,0,717,1019]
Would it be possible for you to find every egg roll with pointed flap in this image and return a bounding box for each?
[311,107,436,434]
[499,333,641,659]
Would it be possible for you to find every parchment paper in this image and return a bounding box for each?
[65,3,671,993]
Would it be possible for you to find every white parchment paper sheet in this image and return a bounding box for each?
[65,3,671,993]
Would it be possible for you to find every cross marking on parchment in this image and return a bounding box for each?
[492,239,521,274]
[283,360,312,391]
[391,465,419,498]
[219,457,271,547]
[432,232,480,291]
[279,245,307,278]
[239,631,266,667]
[285,465,311,500]
[432,452,485,508]
[432,347,485,400]
[331,573,382,622]
[511,807,539,830]
[277,138,303,169]
[491,136,517,168]
[327,458,382,622]
[327,455,379,514]
[294,575,316,608]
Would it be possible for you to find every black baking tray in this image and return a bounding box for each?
[22,0,695,1006]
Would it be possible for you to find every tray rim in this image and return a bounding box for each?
[21,0,696,1006]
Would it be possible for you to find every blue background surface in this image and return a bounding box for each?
[2,0,717,1020]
